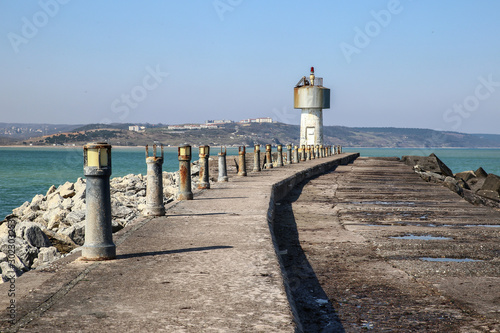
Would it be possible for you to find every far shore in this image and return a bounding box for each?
[2,145,500,150]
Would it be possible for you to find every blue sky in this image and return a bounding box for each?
[1,1,500,134]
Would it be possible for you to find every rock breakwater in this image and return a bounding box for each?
[0,166,202,282]
[402,153,500,209]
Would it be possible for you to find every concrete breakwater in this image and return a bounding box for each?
[0,165,203,283]
[273,157,500,331]
[0,153,358,332]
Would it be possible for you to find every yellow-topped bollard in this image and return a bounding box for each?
[82,142,115,260]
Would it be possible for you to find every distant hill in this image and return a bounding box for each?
[3,122,500,148]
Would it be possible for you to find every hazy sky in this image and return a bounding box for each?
[1,1,500,134]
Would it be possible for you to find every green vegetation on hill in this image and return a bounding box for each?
[6,122,500,148]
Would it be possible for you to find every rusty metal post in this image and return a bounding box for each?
[198,145,210,189]
[218,147,228,182]
[306,145,312,160]
[286,144,292,164]
[300,145,306,162]
[293,145,299,163]
[276,144,284,167]
[339,145,342,154]
[82,142,115,260]
[265,144,273,169]
[177,144,193,200]
[144,144,165,216]
[238,146,247,176]
[319,145,324,158]
[312,145,316,159]
[253,144,261,172]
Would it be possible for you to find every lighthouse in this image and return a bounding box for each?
[294,67,330,147]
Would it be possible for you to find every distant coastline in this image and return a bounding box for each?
[2,122,500,148]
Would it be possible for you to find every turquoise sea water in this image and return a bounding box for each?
[1,147,499,219]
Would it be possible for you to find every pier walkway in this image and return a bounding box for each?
[275,157,500,332]
[0,153,358,332]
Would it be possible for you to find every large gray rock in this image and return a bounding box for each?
[454,170,476,182]
[469,177,487,193]
[444,177,463,195]
[24,225,51,248]
[61,222,85,245]
[477,190,500,202]
[475,167,488,178]
[0,236,39,268]
[46,185,57,196]
[31,246,61,269]
[481,174,500,192]
[477,174,500,201]
[46,193,63,210]
[15,222,51,248]
[66,210,85,225]
[43,208,68,230]
[402,153,453,177]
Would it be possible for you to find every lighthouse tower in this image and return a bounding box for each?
[294,67,330,147]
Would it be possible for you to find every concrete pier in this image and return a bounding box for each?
[2,155,499,332]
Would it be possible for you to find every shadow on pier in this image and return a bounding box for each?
[274,175,345,333]
[117,245,234,259]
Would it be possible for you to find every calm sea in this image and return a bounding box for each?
[1,147,499,219]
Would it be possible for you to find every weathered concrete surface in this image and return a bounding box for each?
[0,153,357,332]
[275,157,500,332]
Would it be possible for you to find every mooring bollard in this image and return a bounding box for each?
[253,144,261,172]
[82,142,116,260]
[144,144,165,216]
[277,144,284,167]
[293,145,299,163]
[300,144,306,161]
[306,145,312,160]
[218,147,228,182]
[238,146,247,176]
[198,145,210,189]
[339,145,343,154]
[319,145,324,158]
[265,144,273,169]
[177,144,193,200]
[286,144,292,164]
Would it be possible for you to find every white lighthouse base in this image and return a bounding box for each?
[299,108,323,147]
